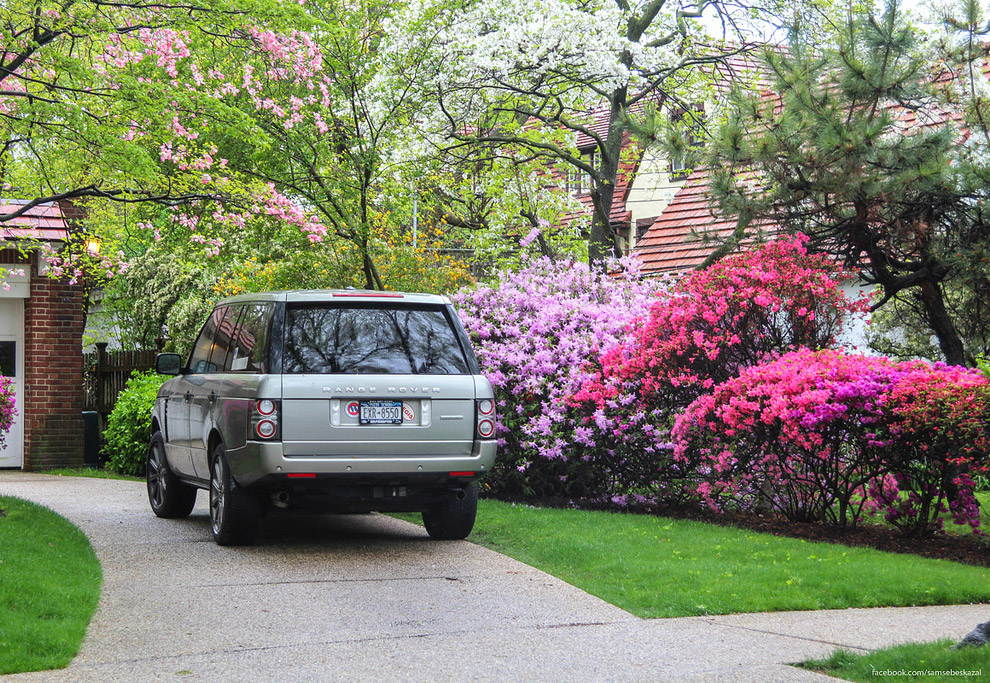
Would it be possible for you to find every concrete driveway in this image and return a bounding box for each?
[0,472,986,682]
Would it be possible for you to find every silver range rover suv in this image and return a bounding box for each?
[146,290,497,545]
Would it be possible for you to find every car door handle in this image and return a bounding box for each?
[184,392,193,401]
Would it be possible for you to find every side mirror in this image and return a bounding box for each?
[155,353,184,376]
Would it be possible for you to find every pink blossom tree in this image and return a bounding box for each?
[1,0,481,294]
[0,1,306,221]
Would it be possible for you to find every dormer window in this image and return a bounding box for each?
[567,150,596,195]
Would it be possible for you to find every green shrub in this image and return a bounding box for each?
[102,371,167,476]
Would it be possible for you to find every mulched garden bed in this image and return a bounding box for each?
[490,495,990,568]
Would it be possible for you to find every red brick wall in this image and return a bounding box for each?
[22,261,86,470]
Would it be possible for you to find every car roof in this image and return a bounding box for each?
[217,289,452,307]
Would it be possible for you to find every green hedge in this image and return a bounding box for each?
[102,371,168,476]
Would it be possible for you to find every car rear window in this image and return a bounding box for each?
[282,304,470,375]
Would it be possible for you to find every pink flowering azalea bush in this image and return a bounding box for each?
[569,235,870,502]
[870,365,990,536]
[453,257,663,498]
[672,350,908,526]
[0,376,15,449]
[672,349,990,535]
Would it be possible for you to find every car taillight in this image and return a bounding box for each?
[476,399,496,440]
[250,399,281,441]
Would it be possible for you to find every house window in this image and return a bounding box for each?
[0,341,14,377]
[669,105,705,180]
[567,150,596,195]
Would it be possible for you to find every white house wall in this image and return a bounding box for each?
[626,151,685,247]
[628,152,683,224]
[838,280,876,354]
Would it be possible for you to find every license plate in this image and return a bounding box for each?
[359,400,402,425]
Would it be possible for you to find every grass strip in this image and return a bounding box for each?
[801,640,988,681]
[42,467,142,482]
[0,496,102,675]
[436,499,990,618]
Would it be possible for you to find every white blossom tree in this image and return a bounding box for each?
[392,0,756,263]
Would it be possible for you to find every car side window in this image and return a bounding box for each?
[187,306,231,374]
[226,303,273,373]
[214,305,245,372]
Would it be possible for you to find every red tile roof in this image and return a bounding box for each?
[633,165,775,273]
[0,200,72,241]
[633,168,736,272]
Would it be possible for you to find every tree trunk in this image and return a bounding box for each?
[918,277,967,366]
[587,96,628,266]
[588,187,619,265]
[360,242,383,291]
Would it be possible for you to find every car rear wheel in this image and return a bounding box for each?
[147,431,197,518]
[423,482,478,540]
[209,443,260,546]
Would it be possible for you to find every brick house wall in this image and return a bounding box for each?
[21,264,86,469]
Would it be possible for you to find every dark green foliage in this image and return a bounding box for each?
[102,371,168,476]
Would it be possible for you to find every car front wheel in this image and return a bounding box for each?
[147,431,197,518]
[209,443,260,546]
[423,483,478,540]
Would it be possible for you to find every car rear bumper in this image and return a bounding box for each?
[225,439,497,488]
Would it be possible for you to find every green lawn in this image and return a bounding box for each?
[444,499,990,618]
[0,496,102,675]
[802,641,988,681]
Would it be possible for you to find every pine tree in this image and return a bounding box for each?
[707,0,989,366]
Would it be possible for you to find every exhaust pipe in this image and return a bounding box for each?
[454,488,466,501]
[272,491,291,509]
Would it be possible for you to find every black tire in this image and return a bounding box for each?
[209,443,260,546]
[147,431,197,518]
[423,483,478,540]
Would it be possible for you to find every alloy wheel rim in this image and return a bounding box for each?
[210,458,225,533]
[149,444,166,508]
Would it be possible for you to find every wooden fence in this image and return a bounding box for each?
[83,343,158,417]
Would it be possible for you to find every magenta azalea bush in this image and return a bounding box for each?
[453,257,663,498]
[576,235,869,404]
[568,235,871,502]
[0,376,15,449]
[672,349,990,534]
[871,364,990,535]
[672,350,910,525]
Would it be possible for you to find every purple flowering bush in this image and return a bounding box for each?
[0,376,15,449]
[453,257,663,498]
